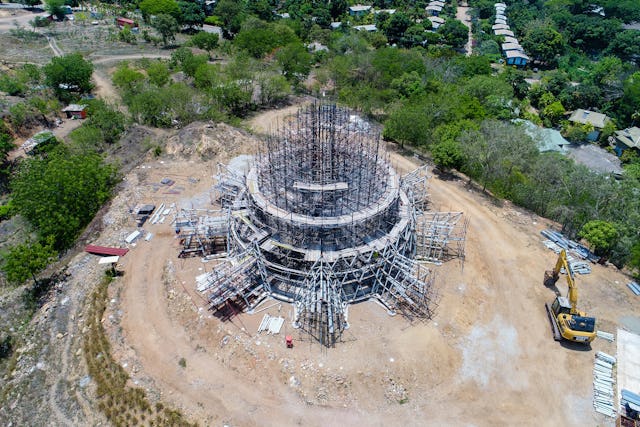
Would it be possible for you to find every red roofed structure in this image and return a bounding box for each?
[85,245,129,257]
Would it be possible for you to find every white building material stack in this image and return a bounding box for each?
[593,351,616,417]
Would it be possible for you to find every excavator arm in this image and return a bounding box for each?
[544,250,578,314]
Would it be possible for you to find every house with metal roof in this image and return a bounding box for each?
[494,28,515,37]
[505,50,529,67]
[349,5,372,16]
[426,4,443,16]
[612,127,640,156]
[427,16,445,29]
[353,24,377,32]
[502,42,523,54]
[568,109,612,141]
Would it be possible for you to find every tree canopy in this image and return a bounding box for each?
[11,147,117,250]
[140,0,181,21]
[1,238,57,286]
[152,14,180,47]
[43,53,94,101]
[521,22,565,65]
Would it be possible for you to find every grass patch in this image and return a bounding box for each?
[83,276,197,427]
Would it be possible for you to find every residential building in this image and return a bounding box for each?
[612,127,640,156]
[568,109,612,141]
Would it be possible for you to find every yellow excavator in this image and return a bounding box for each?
[543,249,596,344]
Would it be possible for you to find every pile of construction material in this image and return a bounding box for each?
[597,330,615,342]
[541,229,598,274]
[258,314,284,334]
[593,351,616,417]
[628,282,640,296]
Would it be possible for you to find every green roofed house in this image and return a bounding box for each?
[568,109,611,141]
[21,130,57,155]
[612,127,640,157]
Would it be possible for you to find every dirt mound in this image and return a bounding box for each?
[164,121,259,161]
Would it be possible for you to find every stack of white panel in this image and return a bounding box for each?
[593,351,616,417]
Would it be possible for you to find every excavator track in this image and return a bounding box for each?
[545,303,562,341]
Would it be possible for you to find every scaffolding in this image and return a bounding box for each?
[415,212,469,264]
[175,209,231,258]
[190,103,466,346]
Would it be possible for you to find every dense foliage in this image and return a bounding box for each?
[11,147,117,250]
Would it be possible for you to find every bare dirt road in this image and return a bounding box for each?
[456,1,473,56]
[102,108,640,426]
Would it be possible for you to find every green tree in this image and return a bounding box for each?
[191,31,219,58]
[247,0,273,21]
[45,0,66,21]
[329,0,347,19]
[140,0,180,22]
[276,43,313,83]
[18,0,42,8]
[605,30,640,63]
[43,53,94,101]
[432,139,465,172]
[629,241,640,278]
[216,0,247,39]
[541,100,566,127]
[437,19,468,49]
[235,21,298,58]
[383,12,411,44]
[579,220,619,257]
[153,14,180,47]
[2,238,57,286]
[112,64,145,95]
[147,61,171,87]
[521,23,565,65]
[460,120,538,193]
[390,71,424,98]
[85,100,126,144]
[178,1,205,29]
[11,147,117,250]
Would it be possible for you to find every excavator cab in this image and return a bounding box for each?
[551,296,572,316]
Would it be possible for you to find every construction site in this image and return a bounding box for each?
[173,104,467,346]
[65,103,640,427]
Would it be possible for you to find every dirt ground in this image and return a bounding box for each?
[91,107,640,427]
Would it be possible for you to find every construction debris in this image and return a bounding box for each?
[628,282,640,296]
[191,104,466,346]
[541,229,598,264]
[543,238,592,274]
[258,314,285,334]
[125,230,142,244]
[85,245,129,257]
[597,331,615,342]
[593,351,616,418]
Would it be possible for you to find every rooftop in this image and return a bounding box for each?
[62,104,87,112]
[615,127,640,149]
[568,109,611,129]
[349,5,372,12]
[353,24,377,31]
[494,29,515,36]
[502,42,522,51]
[506,50,529,59]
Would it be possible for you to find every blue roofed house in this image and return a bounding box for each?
[505,50,529,67]
[612,127,640,156]
[568,109,612,141]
